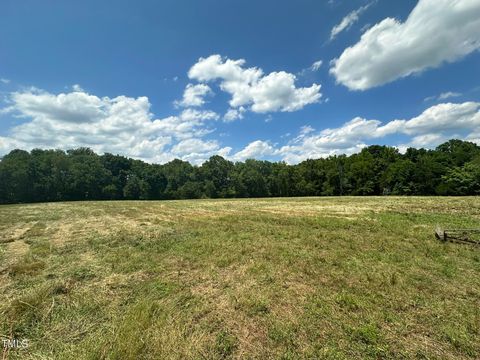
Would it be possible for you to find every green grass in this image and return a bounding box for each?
[0,197,479,359]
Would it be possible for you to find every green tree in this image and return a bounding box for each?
[123,175,150,199]
[0,149,32,203]
[200,156,235,198]
[65,149,111,200]
[1,139,480,204]
[440,158,480,195]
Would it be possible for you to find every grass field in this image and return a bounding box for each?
[1,197,479,359]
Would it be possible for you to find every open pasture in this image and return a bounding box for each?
[1,197,479,359]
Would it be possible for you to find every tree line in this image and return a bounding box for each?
[1,139,479,204]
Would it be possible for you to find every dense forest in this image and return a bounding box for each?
[1,139,479,204]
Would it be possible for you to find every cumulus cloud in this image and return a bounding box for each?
[399,102,480,136]
[330,2,373,40]
[228,102,480,164]
[175,83,213,108]
[223,107,246,122]
[232,140,277,162]
[330,0,480,90]
[278,118,380,163]
[2,88,478,166]
[171,138,231,164]
[0,88,228,164]
[250,71,321,113]
[188,55,322,114]
[278,102,480,162]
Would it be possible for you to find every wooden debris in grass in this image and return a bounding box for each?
[435,226,480,245]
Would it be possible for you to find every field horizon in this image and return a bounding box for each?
[1,197,479,359]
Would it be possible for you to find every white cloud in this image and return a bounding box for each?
[289,125,316,144]
[360,23,371,33]
[226,102,480,164]
[0,78,10,84]
[424,91,462,102]
[278,102,480,162]
[466,131,480,145]
[311,60,323,71]
[171,138,231,164]
[175,83,213,108]
[223,106,246,122]
[298,60,323,77]
[232,140,277,162]
[171,138,218,155]
[188,55,322,113]
[299,125,315,135]
[11,89,108,123]
[0,88,224,164]
[438,92,462,101]
[72,84,84,92]
[330,0,480,90]
[330,2,373,40]
[278,118,381,163]
[397,134,450,153]
[250,71,321,113]
[2,88,479,166]
[400,102,480,135]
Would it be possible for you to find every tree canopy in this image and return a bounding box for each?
[1,139,479,204]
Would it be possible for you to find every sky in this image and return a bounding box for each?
[0,0,480,164]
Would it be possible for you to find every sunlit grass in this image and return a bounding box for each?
[1,197,479,359]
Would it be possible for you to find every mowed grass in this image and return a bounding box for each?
[0,197,479,359]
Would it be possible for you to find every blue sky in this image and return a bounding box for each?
[1,0,479,164]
